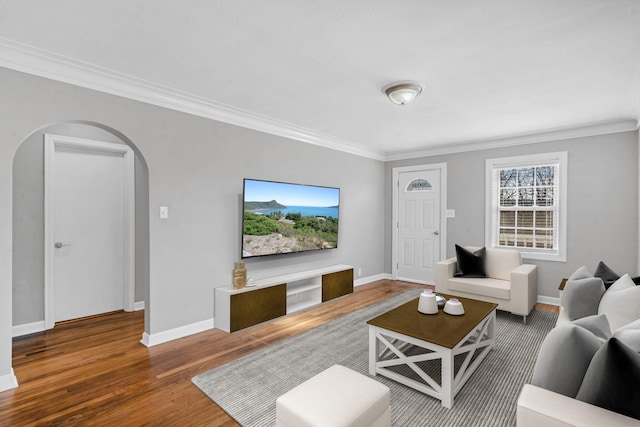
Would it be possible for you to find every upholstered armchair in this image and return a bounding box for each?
[435,246,538,323]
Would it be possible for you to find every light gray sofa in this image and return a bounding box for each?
[435,247,537,322]
[516,267,640,426]
[517,383,640,427]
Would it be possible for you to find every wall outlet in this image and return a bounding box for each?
[358,268,362,277]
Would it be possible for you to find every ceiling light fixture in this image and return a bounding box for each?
[384,82,422,105]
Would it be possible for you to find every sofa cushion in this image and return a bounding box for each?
[613,329,640,352]
[576,338,640,420]
[560,277,605,321]
[594,261,620,289]
[614,317,640,351]
[615,318,640,331]
[569,265,593,280]
[448,277,510,300]
[453,245,487,277]
[571,314,611,341]
[531,323,604,398]
[485,248,521,281]
[598,274,640,331]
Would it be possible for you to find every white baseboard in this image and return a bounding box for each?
[0,369,18,392]
[140,318,214,347]
[133,301,145,311]
[537,295,560,306]
[12,321,46,337]
[354,273,392,287]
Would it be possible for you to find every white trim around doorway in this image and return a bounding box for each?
[392,163,448,283]
[43,134,135,330]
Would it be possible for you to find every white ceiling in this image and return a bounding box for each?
[1,0,639,160]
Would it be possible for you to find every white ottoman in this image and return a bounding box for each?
[276,364,391,427]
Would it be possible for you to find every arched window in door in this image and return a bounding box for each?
[405,178,433,192]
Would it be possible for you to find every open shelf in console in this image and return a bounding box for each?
[286,277,322,314]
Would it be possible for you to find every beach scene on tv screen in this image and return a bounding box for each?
[242,180,339,258]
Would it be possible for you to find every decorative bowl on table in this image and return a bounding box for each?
[444,298,465,315]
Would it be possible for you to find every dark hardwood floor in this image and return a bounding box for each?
[0,280,427,426]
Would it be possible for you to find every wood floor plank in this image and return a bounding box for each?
[0,280,555,426]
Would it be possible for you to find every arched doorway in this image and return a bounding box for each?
[12,121,150,336]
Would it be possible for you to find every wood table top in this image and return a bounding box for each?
[367,294,498,349]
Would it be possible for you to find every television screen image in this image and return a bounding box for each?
[242,179,340,259]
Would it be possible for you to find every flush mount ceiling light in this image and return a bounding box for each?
[384,82,422,105]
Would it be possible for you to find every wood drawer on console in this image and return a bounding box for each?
[322,269,353,302]
[230,283,286,332]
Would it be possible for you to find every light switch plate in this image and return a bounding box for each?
[160,206,169,219]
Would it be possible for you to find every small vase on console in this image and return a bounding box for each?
[232,261,247,289]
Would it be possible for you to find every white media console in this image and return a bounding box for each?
[215,264,354,332]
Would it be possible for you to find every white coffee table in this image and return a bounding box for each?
[367,294,497,408]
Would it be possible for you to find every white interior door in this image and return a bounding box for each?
[394,166,445,284]
[44,134,135,327]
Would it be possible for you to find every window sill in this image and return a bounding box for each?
[520,250,565,263]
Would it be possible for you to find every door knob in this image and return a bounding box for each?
[54,242,71,249]
[433,231,439,236]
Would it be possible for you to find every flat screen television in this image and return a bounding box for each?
[241,178,340,259]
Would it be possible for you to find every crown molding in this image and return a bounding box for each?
[385,119,640,161]
[0,37,386,161]
[2,37,637,164]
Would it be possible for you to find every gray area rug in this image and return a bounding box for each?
[192,289,557,426]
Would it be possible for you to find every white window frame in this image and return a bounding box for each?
[485,151,567,262]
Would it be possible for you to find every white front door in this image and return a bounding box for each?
[44,134,135,326]
[394,166,445,284]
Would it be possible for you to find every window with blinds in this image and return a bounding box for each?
[486,152,567,262]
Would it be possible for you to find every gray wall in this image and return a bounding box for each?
[12,122,149,326]
[385,131,639,299]
[0,67,386,381]
[2,64,637,386]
